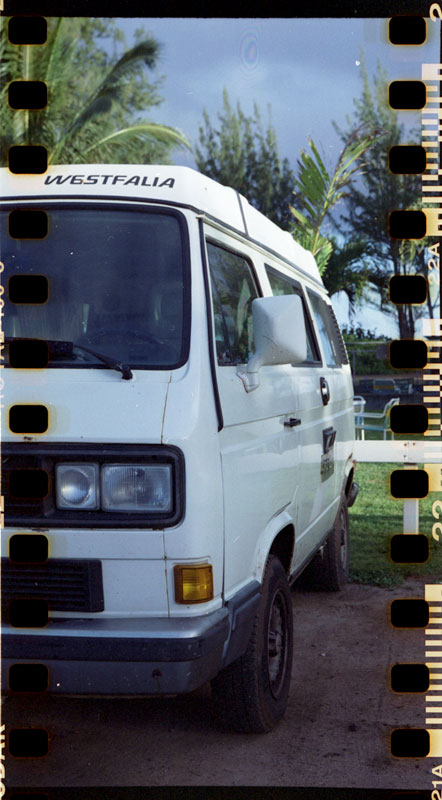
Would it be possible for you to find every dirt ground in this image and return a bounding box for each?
[4,578,433,790]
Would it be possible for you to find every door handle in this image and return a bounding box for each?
[320,377,330,406]
[284,417,301,428]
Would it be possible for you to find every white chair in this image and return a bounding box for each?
[353,396,366,440]
[355,397,400,440]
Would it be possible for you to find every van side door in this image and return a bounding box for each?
[203,230,302,600]
[306,289,353,515]
[263,266,336,565]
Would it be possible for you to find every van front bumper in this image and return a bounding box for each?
[2,582,261,694]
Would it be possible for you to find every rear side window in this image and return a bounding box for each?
[307,291,348,367]
[206,241,259,365]
[266,267,320,364]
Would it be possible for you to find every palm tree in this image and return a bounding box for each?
[289,132,378,274]
[321,238,369,313]
[0,18,190,165]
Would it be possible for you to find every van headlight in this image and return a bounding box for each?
[56,463,100,509]
[55,463,172,513]
[101,464,173,512]
[53,445,181,527]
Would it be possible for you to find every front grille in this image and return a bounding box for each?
[3,453,52,517]
[1,558,104,613]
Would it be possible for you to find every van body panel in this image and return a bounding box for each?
[2,528,167,562]
[99,558,170,615]
[216,368,301,597]
[2,368,170,444]
[1,165,356,703]
[160,215,224,610]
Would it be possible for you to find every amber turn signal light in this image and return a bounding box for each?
[173,563,214,604]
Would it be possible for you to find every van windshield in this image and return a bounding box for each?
[1,205,189,370]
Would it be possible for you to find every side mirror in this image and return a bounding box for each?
[237,294,307,392]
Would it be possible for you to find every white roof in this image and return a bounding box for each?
[0,164,322,285]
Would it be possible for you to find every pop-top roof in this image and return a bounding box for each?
[1,164,322,285]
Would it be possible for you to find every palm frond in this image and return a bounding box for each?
[0,24,22,80]
[0,23,186,167]
[48,38,162,163]
[42,19,79,87]
[290,132,379,271]
[82,123,191,154]
[98,39,160,88]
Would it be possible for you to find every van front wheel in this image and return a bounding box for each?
[211,555,293,733]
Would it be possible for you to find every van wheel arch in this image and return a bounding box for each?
[268,524,294,576]
[345,467,354,500]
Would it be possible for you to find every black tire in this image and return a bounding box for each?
[300,496,349,591]
[211,555,293,733]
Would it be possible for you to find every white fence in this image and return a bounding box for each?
[352,439,442,534]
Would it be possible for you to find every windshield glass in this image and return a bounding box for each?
[1,205,189,369]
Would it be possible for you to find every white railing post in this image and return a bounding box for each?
[403,464,419,534]
[353,441,442,536]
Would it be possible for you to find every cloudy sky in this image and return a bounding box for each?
[115,18,440,337]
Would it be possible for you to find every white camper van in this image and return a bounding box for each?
[1,165,358,732]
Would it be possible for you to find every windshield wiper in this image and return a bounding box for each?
[72,342,133,380]
[6,338,133,380]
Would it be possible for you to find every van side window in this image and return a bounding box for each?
[307,291,347,367]
[266,267,320,363]
[206,241,259,365]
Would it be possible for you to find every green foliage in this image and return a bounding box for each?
[289,133,376,274]
[346,343,392,375]
[334,59,436,337]
[0,18,190,165]
[341,325,383,341]
[349,462,440,586]
[195,89,295,230]
[321,238,369,309]
[342,328,392,375]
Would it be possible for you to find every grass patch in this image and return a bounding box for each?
[349,462,442,587]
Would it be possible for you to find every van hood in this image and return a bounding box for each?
[2,368,170,444]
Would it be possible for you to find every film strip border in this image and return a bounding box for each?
[424,326,442,760]
[5,17,48,176]
[1,14,52,776]
[422,50,442,767]
[425,583,442,760]
[388,14,442,778]
[0,10,441,789]
[423,319,442,440]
